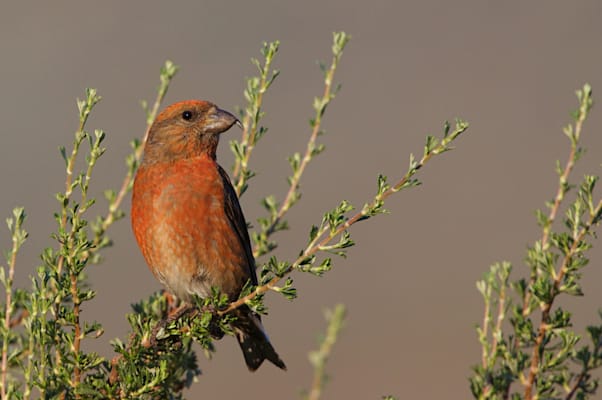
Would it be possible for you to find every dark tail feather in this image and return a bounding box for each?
[232,307,286,371]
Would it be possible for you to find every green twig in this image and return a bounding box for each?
[0,208,27,400]
[231,42,280,197]
[305,304,346,400]
[252,32,350,259]
[523,84,594,400]
[220,119,468,315]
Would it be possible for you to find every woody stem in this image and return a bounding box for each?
[222,129,462,314]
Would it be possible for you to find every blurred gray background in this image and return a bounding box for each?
[1,1,602,398]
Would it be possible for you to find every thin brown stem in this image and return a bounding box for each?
[520,93,588,319]
[260,68,333,245]
[491,278,506,366]
[565,370,587,400]
[497,281,511,400]
[221,129,464,315]
[250,39,347,258]
[518,94,590,399]
[478,271,509,398]
[524,200,602,399]
[70,272,81,398]
[56,131,86,276]
[53,94,99,379]
[1,230,21,399]
[480,294,491,369]
[62,138,95,397]
[520,145,576,319]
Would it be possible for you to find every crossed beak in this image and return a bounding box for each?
[206,108,242,134]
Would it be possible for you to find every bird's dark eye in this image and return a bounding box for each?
[182,110,193,121]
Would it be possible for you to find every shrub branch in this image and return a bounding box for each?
[523,85,594,400]
[520,84,591,320]
[1,209,27,400]
[231,41,280,197]
[220,119,468,315]
[306,304,346,400]
[471,84,602,400]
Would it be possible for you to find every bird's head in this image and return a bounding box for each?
[142,100,240,164]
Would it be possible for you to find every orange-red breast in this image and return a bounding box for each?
[131,100,285,371]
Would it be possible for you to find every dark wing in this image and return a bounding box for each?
[218,167,287,370]
[218,165,258,286]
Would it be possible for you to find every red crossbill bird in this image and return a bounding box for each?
[131,100,286,371]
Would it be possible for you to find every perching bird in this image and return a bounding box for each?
[131,100,286,371]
